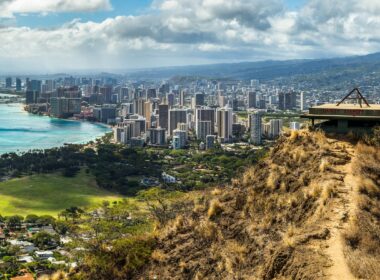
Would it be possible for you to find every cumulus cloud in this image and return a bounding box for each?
[1,0,380,72]
[0,0,111,18]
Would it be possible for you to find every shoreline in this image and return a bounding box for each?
[0,103,112,155]
[23,103,113,130]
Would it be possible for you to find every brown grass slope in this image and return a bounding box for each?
[343,143,380,280]
[134,131,380,280]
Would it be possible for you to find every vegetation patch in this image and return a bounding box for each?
[0,170,121,216]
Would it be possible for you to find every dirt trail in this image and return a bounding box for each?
[325,144,356,280]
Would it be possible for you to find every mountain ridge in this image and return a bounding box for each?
[132,130,380,280]
[123,52,380,81]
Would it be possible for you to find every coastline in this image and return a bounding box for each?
[23,103,113,130]
[0,103,111,154]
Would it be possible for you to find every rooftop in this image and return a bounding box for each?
[311,104,380,110]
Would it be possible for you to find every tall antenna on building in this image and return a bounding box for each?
[336,88,370,108]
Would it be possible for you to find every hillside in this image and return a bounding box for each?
[0,171,121,216]
[124,52,380,83]
[134,131,380,279]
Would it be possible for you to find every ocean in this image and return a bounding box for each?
[0,103,111,154]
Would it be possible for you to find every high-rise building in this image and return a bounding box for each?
[232,99,239,111]
[269,119,283,139]
[26,91,39,104]
[158,104,169,130]
[218,95,226,107]
[299,91,307,111]
[195,107,215,135]
[278,91,297,111]
[121,103,134,117]
[193,93,205,107]
[149,127,167,146]
[179,90,185,107]
[130,137,145,148]
[28,80,42,92]
[258,98,266,109]
[196,121,212,141]
[146,88,157,99]
[159,83,170,94]
[134,98,146,117]
[248,91,256,108]
[216,106,233,143]
[16,78,22,91]
[45,80,55,92]
[100,105,117,123]
[249,112,263,145]
[263,123,271,137]
[50,97,81,117]
[144,101,152,129]
[232,123,244,139]
[120,87,129,102]
[172,129,187,149]
[114,121,142,144]
[169,108,187,135]
[5,77,12,88]
[167,93,175,107]
[100,86,113,103]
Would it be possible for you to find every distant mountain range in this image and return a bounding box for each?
[125,52,380,82]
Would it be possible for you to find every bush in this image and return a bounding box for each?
[72,235,155,280]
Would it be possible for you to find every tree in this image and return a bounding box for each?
[6,215,23,230]
[32,232,59,249]
[71,236,155,280]
[53,220,70,235]
[2,256,19,275]
[36,215,55,226]
[25,214,39,224]
[59,207,84,221]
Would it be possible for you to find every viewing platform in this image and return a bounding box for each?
[301,88,380,133]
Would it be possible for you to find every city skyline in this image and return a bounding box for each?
[1,0,380,73]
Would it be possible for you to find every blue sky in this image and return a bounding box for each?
[16,0,153,28]
[14,0,307,28]
[0,0,378,72]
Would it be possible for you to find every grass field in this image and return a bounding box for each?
[0,171,122,217]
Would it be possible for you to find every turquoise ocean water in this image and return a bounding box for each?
[0,103,111,154]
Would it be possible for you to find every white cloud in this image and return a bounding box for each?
[1,0,380,72]
[0,0,111,18]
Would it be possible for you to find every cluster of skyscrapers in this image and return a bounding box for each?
[2,76,306,149]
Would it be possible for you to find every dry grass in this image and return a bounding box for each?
[137,130,355,280]
[172,215,185,230]
[266,171,279,190]
[320,182,337,204]
[222,240,248,274]
[151,250,167,262]
[308,181,322,198]
[207,199,223,219]
[211,188,222,196]
[242,168,255,187]
[319,158,329,172]
[289,130,299,142]
[358,178,378,198]
[196,220,219,240]
[343,143,380,280]
[283,224,297,248]
[38,272,68,280]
